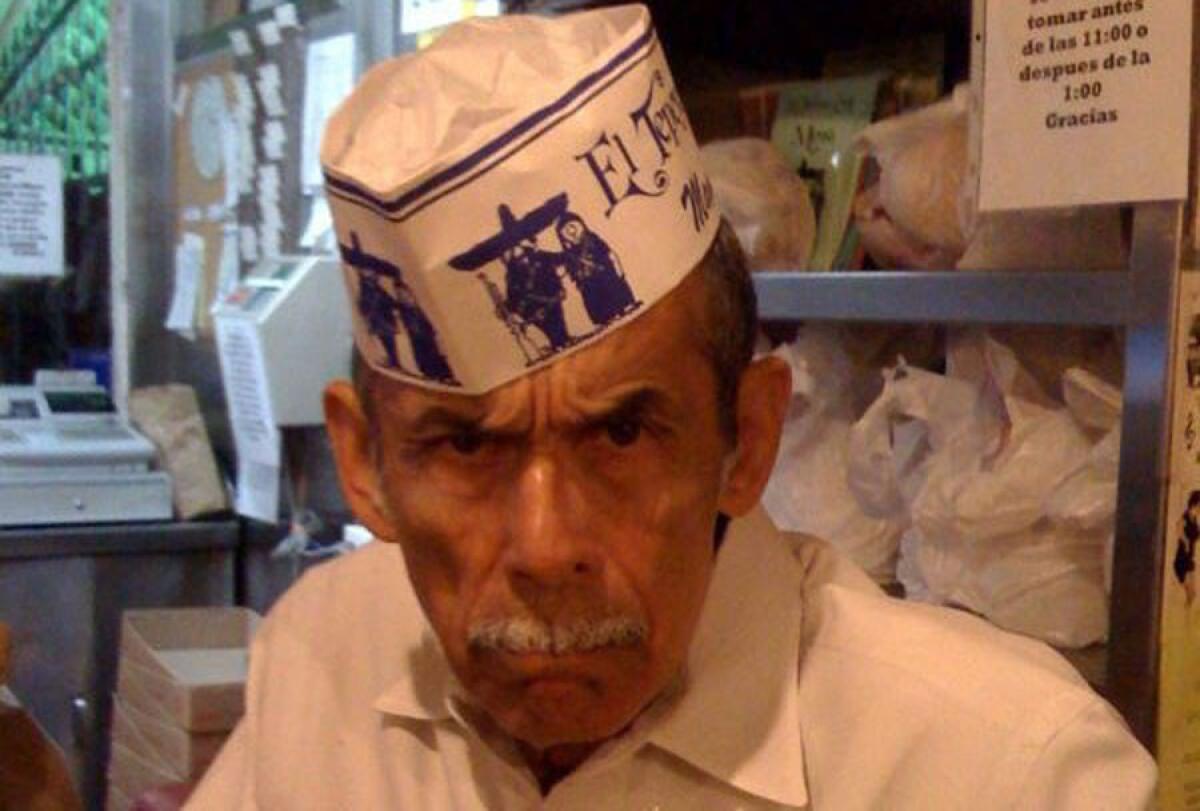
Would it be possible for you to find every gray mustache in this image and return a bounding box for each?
[467,615,648,655]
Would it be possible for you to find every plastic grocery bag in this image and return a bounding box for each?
[700,138,816,271]
[847,332,1115,647]
[762,327,903,582]
[853,82,1126,272]
[853,86,970,269]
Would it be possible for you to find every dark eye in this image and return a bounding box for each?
[604,415,642,447]
[448,429,485,455]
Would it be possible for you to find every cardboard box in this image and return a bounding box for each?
[112,694,227,779]
[117,608,259,733]
[0,688,82,811]
[106,741,177,811]
[110,695,178,778]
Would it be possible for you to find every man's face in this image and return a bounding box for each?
[327,270,786,751]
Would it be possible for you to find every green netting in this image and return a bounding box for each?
[0,0,109,190]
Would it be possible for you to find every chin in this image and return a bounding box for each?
[489,677,650,750]
[503,705,639,750]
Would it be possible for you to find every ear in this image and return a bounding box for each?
[323,380,398,543]
[717,354,791,517]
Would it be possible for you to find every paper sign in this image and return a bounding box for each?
[166,233,204,336]
[0,154,63,278]
[214,224,242,309]
[257,19,282,48]
[258,83,286,118]
[1158,271,1200,809]
[240,225,260,263]
[979,0,1191,211]
[222,120,240,209]
[302,34,357,190]
[229,29,252,57]
[232,74,255,114]
[401,0,500,35]
[261,120,288,162]
[274,3,300,29]
[215,314,281,522]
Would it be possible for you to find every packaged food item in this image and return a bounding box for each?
[700,138,816,271]
[770,73,887,270]
[853,86,970,270]
[853,82,1127,272]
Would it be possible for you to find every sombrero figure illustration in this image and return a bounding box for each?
[339,231,459,385]
[449,193,636,365]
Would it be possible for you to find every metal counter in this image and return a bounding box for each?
[0,520,237,810]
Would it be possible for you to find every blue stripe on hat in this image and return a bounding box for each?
[323,23,656,220]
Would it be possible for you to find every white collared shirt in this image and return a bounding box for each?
[186,509,1156,810]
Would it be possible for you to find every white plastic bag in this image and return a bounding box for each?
[846,360,985,521]
[853,86,970,269]
[700,138,816,271]
[762,328,904,582]
[848,332,1116,647]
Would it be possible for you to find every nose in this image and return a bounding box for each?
[504,450,601,592]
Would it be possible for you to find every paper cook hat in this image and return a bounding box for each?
[321,4,719,394]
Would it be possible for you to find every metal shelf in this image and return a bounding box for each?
[754,203,1181,335]
[752,201,1182,751]
[755,270,1139,326]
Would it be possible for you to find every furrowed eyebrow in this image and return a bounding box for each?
[576,387,668,429]
[402,406,487,437]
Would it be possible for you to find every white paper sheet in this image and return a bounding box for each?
[260,84,286,118]
[262,120,288,161]
[274,2,300,29]
[215,314,281,522]
[0,154,63,278]
[166,233,204,337]
[240,225,260,263]
[400,0,500,35]
[299,195,334,248]
[259,223,282,260]
[232,73,255,114]
[222,119,240,209]
[979,0,1192,210]
[302,34,357,191]
[256,63,286,118]
[257,19,282,48]
[229,29,253,57]
[214,224,242,310]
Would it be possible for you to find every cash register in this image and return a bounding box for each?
[0,372,173,526]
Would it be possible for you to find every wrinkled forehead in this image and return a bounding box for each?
[368,268,712,426]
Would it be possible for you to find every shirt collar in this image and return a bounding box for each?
[372,508,810,808]
[371,554,456,721]
[644,507,810,808]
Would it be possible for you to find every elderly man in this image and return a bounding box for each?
[187,6,1155,809]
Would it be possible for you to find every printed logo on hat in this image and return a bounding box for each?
[322,5,718,394]
[447,194,641,365]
